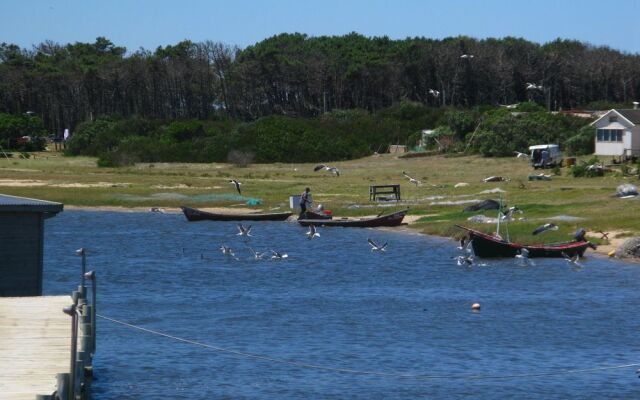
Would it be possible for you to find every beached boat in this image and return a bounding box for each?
[455,225,595,258]
[181,206,292,222]
[297,209,408,228]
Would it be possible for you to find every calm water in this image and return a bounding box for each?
[43,211,640,399]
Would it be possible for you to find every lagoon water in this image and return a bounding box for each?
[44,211,640,399]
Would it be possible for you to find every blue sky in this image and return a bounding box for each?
[2,0,639,53]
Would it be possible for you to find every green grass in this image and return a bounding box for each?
[1,151,639,242]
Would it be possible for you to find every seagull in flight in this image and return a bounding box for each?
[368,238,388,252]
[402,171,422,186]
[526,82,543,90]
[270,250,289,259]
[314,164,340,177]
[500,206,523,221]
[428,88,440,97]
[229,179,242,194]
[306,224,320,240]
[514,151,529,159]
[460,54,474,59]
[457,237,473,254]
[236,223,252,237]
[532,223,558,235]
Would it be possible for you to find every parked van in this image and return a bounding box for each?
[529,144,563,169]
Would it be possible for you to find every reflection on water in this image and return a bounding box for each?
[44,211,640,399]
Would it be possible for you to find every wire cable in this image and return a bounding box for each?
[97,313,639,381]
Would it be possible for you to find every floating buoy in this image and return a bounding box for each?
[608,249,616,258]
[471,303,481,311]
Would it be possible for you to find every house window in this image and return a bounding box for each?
[596,129,623,142]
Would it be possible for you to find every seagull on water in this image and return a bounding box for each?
[454,254,474,267]
[562,252,583,269]
[515,248,534,266]
[514,151,529,159]
[532,223,558,235]
[229,179,242,194]
[402,171,422,187]
[314,164,340,177]
[368,238,388,252]
[236,223,252,237]
[249,247,265,260]
[219,245,235,256]
[271,250,289,259]
[428,89,440,97]
[306,224,320,240]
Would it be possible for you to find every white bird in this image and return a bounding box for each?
[271,250,289,259]
[314,164,340,177]
[562,252,583,269]
[402,171,421,186]
[499,103,519,109]
[219,245,235,256]
[368,238,388,252]
[306,224,320,240]
[457,237,473,254]
[149,207,165,213]
[526,82,543,91]
[514,151,529,159]
[532,223,558,235]
[236,223,252,237]
[500,206,523,221]
[229,179,242,194]
[428,89,440,97]
[515,248,534,266]
[460,54,474,59]
[249,247,265,260]
[455,254,474,266]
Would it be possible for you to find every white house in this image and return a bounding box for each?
[590,108,640,157]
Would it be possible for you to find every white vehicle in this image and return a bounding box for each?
[529,144,563,169]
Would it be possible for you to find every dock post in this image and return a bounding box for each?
[55,373,70,400]
[62,305,78,400]
[76,248,86,297]
[84,270,97,356]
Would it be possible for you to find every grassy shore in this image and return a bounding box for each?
[1,151,639,250]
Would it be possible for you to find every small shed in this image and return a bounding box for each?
[0,194,63,296]
[590,108,640,157]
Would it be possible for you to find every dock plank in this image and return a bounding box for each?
[0,296,72,399]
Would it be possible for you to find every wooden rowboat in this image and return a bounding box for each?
[181,206,292,222]
[298,209,408,228]
[455,225,595,258]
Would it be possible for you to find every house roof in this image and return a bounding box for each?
[617,109,640,124]
[0,194,63,215]
[590,109,640,126]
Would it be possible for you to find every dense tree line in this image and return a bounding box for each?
[1,34,638,136]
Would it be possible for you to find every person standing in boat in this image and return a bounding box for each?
[299,187,312,218]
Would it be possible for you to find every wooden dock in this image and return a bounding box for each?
[0,295,72,400]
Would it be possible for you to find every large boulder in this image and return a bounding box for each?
[615,237,640,259]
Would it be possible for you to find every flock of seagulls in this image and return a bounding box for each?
[314,164,340,176]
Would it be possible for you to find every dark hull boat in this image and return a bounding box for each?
[181,206,292,222]
[298,209,408,228]
[456,225,594,258]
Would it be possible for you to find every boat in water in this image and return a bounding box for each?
[455,225,595,258]
[298,209,408,228]
[181,206,292,222]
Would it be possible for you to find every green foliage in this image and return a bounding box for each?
[570,157,603,177]
[564,125,595,156]
[0,113,47,150]
[515,101,545,112]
